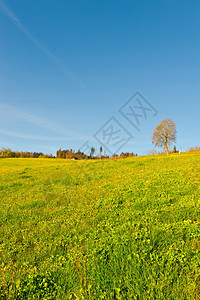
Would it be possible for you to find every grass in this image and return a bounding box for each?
[0,154,199,299]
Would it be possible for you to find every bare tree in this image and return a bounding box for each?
[152,119,176,156]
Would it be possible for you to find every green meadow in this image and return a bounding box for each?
[0,154,199,299]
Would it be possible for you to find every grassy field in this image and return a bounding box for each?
[0,154,199,299]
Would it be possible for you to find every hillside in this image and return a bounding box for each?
[0,154,199,299]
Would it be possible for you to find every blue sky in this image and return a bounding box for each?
[0,0,199,155]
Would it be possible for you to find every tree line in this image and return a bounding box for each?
[0,147,136,159]
[56,148,136,159]
[0,148,53,158]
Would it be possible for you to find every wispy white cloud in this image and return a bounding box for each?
[0,102,91,141]
[0,102,73,136]
[0,128,68,141]
[0,0,85,89]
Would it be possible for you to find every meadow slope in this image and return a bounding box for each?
[0,154,199,299]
